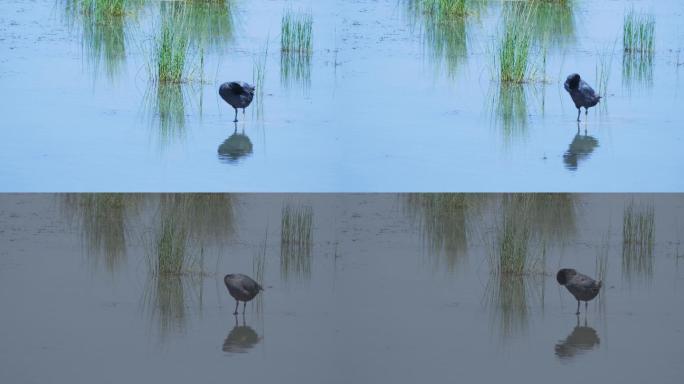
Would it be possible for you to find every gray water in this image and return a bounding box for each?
[1,0,684,191]
[1,194,682,383]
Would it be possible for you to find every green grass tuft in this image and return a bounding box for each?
[280,203,313,280]
[281,10,313,54]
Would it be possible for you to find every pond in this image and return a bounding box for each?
[0,193,682,383]
[1,0,683,191]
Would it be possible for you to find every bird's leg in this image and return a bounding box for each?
[233,300,239,315]
[243,108,246,116]
[233,108,238,123]
[585,301,588,312]
[585,108,589,118]
[576,300,580,315]
[242,301,247,314]
[576,108,581,122]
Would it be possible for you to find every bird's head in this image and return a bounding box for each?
[556,268,577,285]
[565,73,581,90]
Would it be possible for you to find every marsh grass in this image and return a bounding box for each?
[280,204,313,280]
[488,194,551,276]
[252,230,268,313]
[62,0,144,79]
[281,10,313,54]
[280,10,312,89]
[622,9,655,89]
[145,194,236,277]
[252,41,269,119]
[622,201,655,282]
[595,231,609,310]
[404,194,477,271]
[623,9,655,54]
[158,194,236,245]
[61,194,140,272]
[496,3,540,84]
[404,0,485,76]
[182,0,236,50]
[526,0,576,47]
[148,2,205,84]
[595,42,617,108]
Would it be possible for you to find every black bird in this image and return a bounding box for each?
[224,273,263,315]
[564,74,601,122]
[557,268,602,315]
[219,81,255,122]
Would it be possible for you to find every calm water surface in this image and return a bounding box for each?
[1,0,683,191]
[0,194,682,383]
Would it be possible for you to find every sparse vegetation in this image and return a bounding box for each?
[280,203,313,280]
[281,10,313,54]
[623,9,655,54]
[622,201,655,282]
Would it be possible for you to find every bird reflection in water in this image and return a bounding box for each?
[554,315,600,361]
[222,314,261,354]
[563,124,599,171]
[218,122,253,163]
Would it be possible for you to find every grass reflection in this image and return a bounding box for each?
[61,194,141,272]
[404,194,484,272]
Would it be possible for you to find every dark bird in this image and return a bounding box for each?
[224,273,263,315]
[564,73,601,122]
[556,268,602,315]
[219,81,255,122]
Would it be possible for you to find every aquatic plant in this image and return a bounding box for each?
[155,15,190,83]
[621,9,655,89]
[62,0,145,79]
[252,41,269,118]
[595,42,616,103]
[489,194,548,275]
[252,230,268,313]
[623,9,655,54]
[280,10,313,54]
[622,201,655,282]
[497,4,538,83]
[280,10,313,89]
[182,0,236,50]
[404,194,480,271]
[526,0,576,47]
[280,203,313,280]
[61,194,138,272]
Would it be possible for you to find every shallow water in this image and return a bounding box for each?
[1,0,683,191]
[1,194,682,383]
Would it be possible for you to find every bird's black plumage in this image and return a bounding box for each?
[224,273,263,315]
[557,268,602,315]
[564,73,601,122]
[219,81,255,122]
